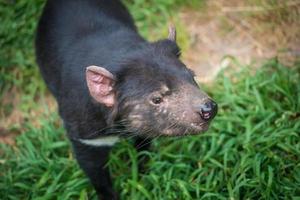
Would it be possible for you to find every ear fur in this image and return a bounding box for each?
[86,65,116,107]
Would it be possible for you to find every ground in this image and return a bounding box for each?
[181,1,300,82]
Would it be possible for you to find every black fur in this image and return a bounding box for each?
[36,0,205,199]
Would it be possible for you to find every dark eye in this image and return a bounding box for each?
[152,97,163,104]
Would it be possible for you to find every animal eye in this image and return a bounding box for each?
[152,97,163,104]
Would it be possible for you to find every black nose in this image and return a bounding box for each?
[199,100,218,121]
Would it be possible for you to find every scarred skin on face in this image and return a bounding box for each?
[120,79,212,137]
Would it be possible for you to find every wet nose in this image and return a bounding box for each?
[198,100,218,121]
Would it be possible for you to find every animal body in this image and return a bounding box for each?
[35,0,217,199]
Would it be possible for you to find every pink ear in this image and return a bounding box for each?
[86,65,116,107]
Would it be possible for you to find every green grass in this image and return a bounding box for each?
[0,0,46,118]
[1,60,299,199]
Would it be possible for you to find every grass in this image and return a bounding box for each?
[1,60,300,199]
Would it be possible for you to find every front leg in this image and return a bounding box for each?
[134,136,152,152]
[134,137,152,173]
[71,139,118,200]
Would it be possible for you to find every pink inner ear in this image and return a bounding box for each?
[89,72,104,83]
[86,65,116,107]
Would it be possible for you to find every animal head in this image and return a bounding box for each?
[86,26,217,137]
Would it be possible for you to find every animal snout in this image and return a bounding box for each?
[198,100,218,121]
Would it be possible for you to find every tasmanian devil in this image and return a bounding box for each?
[35,0,218,199]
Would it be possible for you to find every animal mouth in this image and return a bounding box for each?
[191,122,209,130]
[188,122,210,134]
[162,122,210,136]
